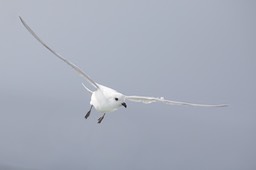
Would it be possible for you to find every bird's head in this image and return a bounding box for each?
[111,92,127,108]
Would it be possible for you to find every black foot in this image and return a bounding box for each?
[98,113,106,124]
[85,105,93,119]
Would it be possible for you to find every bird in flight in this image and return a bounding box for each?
[19,16,227,123]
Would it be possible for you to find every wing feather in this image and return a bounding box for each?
[125,95,227,107]
[19,16,99,89]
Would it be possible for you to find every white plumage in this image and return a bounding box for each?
[19,16,227,123]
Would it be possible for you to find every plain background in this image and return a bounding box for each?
[0,0,255,169]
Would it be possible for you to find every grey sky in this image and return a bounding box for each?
[0,0,256,169]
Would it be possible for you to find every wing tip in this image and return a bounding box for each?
[217,104,228,107]
[19,16,24,24]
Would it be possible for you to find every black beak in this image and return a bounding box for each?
[122,102,127,108]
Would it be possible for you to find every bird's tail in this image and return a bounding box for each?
[82,83,93,93]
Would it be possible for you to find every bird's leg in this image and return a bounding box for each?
[98,113,106,124]
[85,105,93,119]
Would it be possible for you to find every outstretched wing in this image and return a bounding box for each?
[125,95,227,107]
[19,16,99,89]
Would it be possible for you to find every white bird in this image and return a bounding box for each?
[19,16,227,123]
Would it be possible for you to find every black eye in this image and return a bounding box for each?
[115,97,119,101]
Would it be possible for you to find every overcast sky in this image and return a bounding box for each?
[0,0,256,170]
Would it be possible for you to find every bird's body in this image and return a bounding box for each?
[90,84,126,113]
[19,16,227,123]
